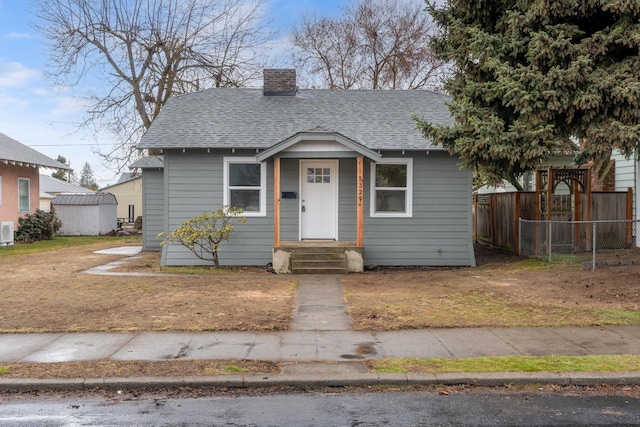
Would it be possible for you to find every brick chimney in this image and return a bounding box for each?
[263,69,297,96]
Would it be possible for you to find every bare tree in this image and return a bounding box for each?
[34,0,275,169]
[292,15,362,89]
[291,0,445,90]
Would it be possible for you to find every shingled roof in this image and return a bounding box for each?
[40,174,95,195]
[129,155,164,169]
[138,88,452,152]
[0,132,71,170]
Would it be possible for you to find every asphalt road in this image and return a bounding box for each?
[1,389,639,426]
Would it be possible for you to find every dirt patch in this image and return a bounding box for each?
[0,240,295,333]
[2,240,639,334]
[342,244,640,330]
[1,360,280,379]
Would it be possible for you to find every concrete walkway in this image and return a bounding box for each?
[291,275,352,331]
[1,248,640,390]
[1,325,639,364]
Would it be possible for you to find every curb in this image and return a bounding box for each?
[1,372,639,392]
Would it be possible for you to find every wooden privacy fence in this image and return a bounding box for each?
[473,190,633,252]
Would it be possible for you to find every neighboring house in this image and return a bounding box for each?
[0,132,70,238]
[137,69,476,272]
[129,156,164,250]
[39,174,95,211]
[99,172,142,223]
[611,151,639,220]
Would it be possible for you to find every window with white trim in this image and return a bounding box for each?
[18,178,30,212]
[223,158,266,216]
[370,158,412,217]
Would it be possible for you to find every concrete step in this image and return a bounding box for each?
[293,252,347,261]
[290,246,351,254]
[291,250,348,274]
[293,260,347,269]
[291,266,349,274]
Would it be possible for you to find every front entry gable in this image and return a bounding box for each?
[256,130,382,162]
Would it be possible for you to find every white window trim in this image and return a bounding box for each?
[223,157,267,217]
[370,158,413,218]
[18,177,30,213]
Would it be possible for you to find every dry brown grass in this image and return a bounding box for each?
[1,360,280,379]
[342,247,640,330]
[2,237,639,333]
[0,238,296,333]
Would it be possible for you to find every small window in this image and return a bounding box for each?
[18,178,30,212]
[307,167,331,183]
[223,158,266,216]
[370,158,412,217]
[0,175,3,206]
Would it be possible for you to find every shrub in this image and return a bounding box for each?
[158,206,247,266]
[15,209,62,242]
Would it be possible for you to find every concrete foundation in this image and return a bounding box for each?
[272,243,364,274]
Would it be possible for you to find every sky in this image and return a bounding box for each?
[0,0,346,187]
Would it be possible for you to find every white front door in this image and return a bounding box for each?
[300,160,338,240]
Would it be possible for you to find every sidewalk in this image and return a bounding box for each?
[1,249,639,391]
[2,326,640,365]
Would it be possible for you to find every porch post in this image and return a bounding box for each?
[357,156,364,246]
[274,157,281,247]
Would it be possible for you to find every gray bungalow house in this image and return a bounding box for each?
[137,69,475,272]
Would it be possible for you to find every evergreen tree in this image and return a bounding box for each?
[416,0,640,190]
[79,162,98,190]
[51,155,68,181]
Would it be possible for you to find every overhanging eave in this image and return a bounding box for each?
[256,131,382,162]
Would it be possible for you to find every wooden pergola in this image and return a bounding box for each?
[535,167,592,222]
[534,167,592,252]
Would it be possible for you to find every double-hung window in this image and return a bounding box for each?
[370,158,412,217]
[18,178,30,213]
[223,158,266,216]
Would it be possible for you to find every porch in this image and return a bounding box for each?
[273,241,364,274]
[264,141,371,274]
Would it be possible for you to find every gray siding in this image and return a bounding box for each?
[613,151,637,220]
[159,149,475,267]
[338,159,357,241]
[363,152,475,266]
[161,149,274,266]
[280,158,300,240]
[613,150,635,192]
[142,168,164,250]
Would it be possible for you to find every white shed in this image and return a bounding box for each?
[52,193,118,235]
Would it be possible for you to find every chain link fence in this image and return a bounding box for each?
[519,219,640,269]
